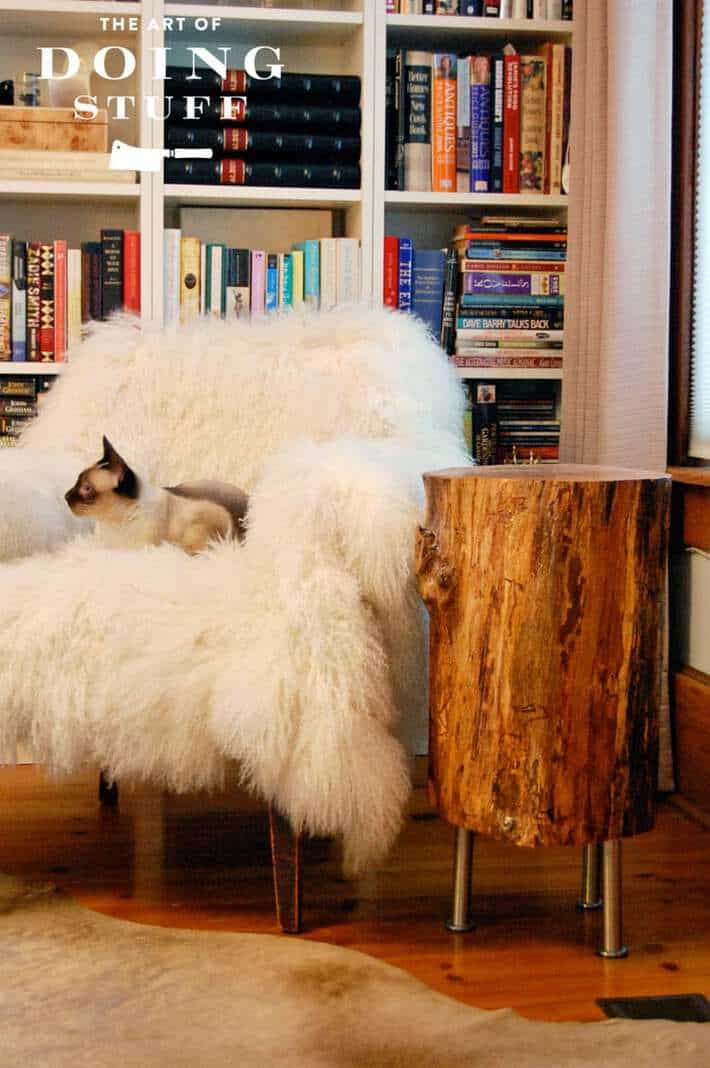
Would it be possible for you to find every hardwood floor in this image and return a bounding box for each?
[1,764,708,1022]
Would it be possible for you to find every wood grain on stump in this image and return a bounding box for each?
[416,466,671,848]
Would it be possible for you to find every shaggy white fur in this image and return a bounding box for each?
[0,306,469,872]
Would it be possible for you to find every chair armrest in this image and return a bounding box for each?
[0,450,84,562]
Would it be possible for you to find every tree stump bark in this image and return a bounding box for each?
[416,465,671,848]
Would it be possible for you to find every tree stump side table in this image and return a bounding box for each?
[415,465,671,958]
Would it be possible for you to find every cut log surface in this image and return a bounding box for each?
[416,465,671,848]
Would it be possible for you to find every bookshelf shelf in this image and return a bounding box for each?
[387,14,573,46]
[164,5,363,45]
[0,182,141,203]
[0,363,65,375]
[163,185,362,209]
[385,191,569,211]
[456,367,563,381]
[0,0,143,36]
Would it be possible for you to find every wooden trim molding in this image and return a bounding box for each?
[668,0,702,465]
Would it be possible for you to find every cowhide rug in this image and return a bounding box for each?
[0,875,707,1067]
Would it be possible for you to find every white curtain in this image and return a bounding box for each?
[561,0,674,788]
[691,5,710,458]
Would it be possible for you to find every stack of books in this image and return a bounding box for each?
[164,68,362,189]
[164,233,361,324]
[465,381,560,463]
[453,214,565,373]
[0,231,140,363]
[386,43,571,194]
[0,375,51,447]
[386,1,572,17]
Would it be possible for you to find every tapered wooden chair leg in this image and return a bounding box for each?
[268,804,302,934]
[98,770,118,807]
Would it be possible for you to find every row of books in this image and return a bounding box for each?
[164,234,361,324]
[387,0,572,16]
[386,44,571,195]
[0,231,140,362]
[465,381,560,464]
[383,238,453,341]
[163,68,361,189]
[453,215,565,372]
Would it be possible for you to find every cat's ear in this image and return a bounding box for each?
[102,437,138,499]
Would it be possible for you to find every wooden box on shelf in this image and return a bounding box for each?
[0,107,109,152]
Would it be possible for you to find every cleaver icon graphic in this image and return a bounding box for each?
[109,139,214,173]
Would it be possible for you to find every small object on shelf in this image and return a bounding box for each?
[19,72,41,108]
[0,80,13,106]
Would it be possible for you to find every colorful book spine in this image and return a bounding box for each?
[11,240,26,362]
[412,248,446,340]
[250,250,266,316]
[265,254,279,312]
[0,235,11,361]
[440,246,458,355]
[432,54,457,193]
[164,229,181,327]
[397,237,413,312]
[226,248,250,319]
[490,54,505,193]
[463,272,564,297]
[456,57,471,194]
[53,239,67,362]
[336,238,360,305]
[278,252,293,308]
[460,292,563,307]
[294,240,320,308]
[206,244,226,319]
[463,259,565,272]
[519,55,546,193]
[383,235,399,307]
[179,236,201,324]
[464,246,566,259]
[503,54,521,193]
[320,238,337,312]
[403,51,432,191]
[456,328,564,342]
[457,309,563,327]
[291,248,304,308]
[123,231,141,316]
[454,354,562,368]
[469,56,491,192]
[39,242,55,362]
[26,242,41,359]
[67,248,82,350]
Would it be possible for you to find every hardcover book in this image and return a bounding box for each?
[403,51,432,192]
[519,55,546,192]
[169,99,361,133]
[397,237,413,312]
[250,250,266,316]
[503,53,521,193]
[456,57,471,194]
[490,54,505,192]
[26,242,41,360]
[180,236,202,324]
[0,235,11,360]
[165,126,361,162]
[383,235,399,308]
[165,159,360,189]
[412,248,446,340]
[11,240,26,362]
[265,254,278,312]
[432,54,457,193]
[319,238,337,312]
[101,229,123,323]
[39,242,55,362]
[226,248,250,319]
[293,239,321,307]
[53,239,67,361]
[469,56,491,192]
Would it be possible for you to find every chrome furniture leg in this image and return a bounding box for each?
[446,827,475,933]
[577,843,602,910]
[598,839,629,959]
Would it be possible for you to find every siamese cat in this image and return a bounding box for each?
[65,437,248,555]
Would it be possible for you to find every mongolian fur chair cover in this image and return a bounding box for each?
[0,307,469,873]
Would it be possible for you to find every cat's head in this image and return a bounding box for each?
[65,436,139,522]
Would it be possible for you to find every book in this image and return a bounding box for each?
[101,229,123,322]
[319,238,337,312]
[53,239,67,361]
[165,159,360,188]
[460,293,563,306]
[200,243,207,314]
[0,150,134,183]
[537,42,565,193]
[291,248,304,308]
[226,248,250,319]
[503,54,521,193]
[454,353,562,367]
[456,346,562,360]
[81,243,100,325]
[293,239,321,307]
[164,229,181,327]
[462,271,563,296]
[472,383,498,465]
[206,244,226,318]
[11,240,26,362]
[458,314,562,331]
[278,252,293,308]
[165,125,361,162]
[383,235,399,308]
[412,249,446,339]
[0,235,10,360]
[336,238,360,304]
[519,56,546,192]
[166,69,361,105]
[463,245,566,259]
[265,254,278,312]
[403,51,432,191]
[385,50,400,190]
[456,328,563,342]
[123,231,141,316]
[67,248,82,350]
[26,243,41,360]
[39,242,55,362]
[470,56,491,192]
[250,250,266,316]
[561,45,572,194]
[397,237,414,312]
[393,49,406,190]
[432,54,457,193]
[462,258,565,272]
[490,54,505,192]
[456,57,471,194]
[169,98,361,133]
[180,236,202,323]
[440,246,458,354]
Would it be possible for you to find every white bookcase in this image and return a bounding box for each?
[0,0,573,384]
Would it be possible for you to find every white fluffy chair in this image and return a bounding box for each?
[0,306,469,929]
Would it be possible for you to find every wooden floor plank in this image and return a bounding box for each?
[0,765,708,1022]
